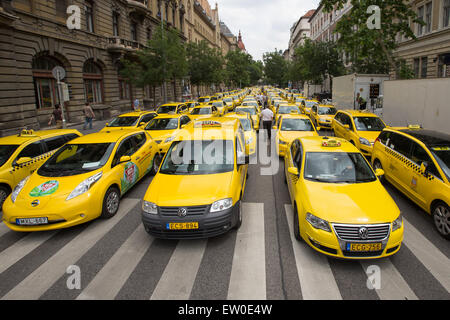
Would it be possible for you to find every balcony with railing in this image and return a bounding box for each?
[107,37,147,53]
[126,0,149,14]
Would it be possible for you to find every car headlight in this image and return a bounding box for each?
[66,172,102,201]
[11,176,30,203]
[246,137,253,144]
[210,198,233,213]
[142,201,158,215]
[164,136,176,144]
[306,212,331,232]
[359,137,371,146]
[392,214,402,232]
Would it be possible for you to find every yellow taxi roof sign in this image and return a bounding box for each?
[18,129,37,137]
[194,120,222,128]
[322,138,341,147]
[408,124,422,130]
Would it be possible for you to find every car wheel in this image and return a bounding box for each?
[0,185,10,210]
[101,186,120,219]
[373,159,385,183]
[234,200,242,230]
[151,154,162,175]
[293,205,301,241]
[432,202,450,240]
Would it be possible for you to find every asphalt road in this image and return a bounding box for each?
[0,126,449,300]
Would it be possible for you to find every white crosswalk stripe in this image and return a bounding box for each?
[1,198,140,300]
[77,224,153,300]
[402,218,450,293]
[0,231,56,274]
[360,259,418,300]
[150,239,207,300]
[284,204,342,300]
[0,222,10,237]
[227,202,266,300]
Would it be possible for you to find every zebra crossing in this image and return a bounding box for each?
[0,200,448,300]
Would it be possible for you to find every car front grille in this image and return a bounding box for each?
[159,205,209,217]
[332,223,390,241]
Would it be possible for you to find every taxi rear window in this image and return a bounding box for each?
[108,117,139,127]
[281,119,314,131]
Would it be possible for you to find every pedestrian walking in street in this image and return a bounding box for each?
[261,106,274,141]
[48,104,63,129]
[134,98,140,111]
[83,102,96,130]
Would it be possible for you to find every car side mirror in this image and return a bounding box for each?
[343,124,350,130]
[420,162,429,176]
[272,125,277,130]
[105,123,109,127]
[119,156,131,164]
[375,168,385,177]
[16,157,32,166]
[288,167,299,176]
[139,122,147,128]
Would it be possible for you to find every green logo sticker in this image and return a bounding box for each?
[121,162,139,193]
[29,181,59,197]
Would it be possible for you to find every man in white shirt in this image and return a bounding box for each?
[260,106,274,140]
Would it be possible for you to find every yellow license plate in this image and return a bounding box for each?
[167,222,199,230]
[348,243,382,252]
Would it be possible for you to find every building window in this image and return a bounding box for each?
[131,22,138,41]
[55,0,67,17]
[180,13,184,32]
[83,60,103,104]
[157,0,162,18]
[32,55,64,109]
[425,2,432,33]
[119,80,131,100]
[438,53,450,77]
[414,58,420,78]
[86,1,94,33]
[112,12,120,37]
[417,5,425,35]
[444,0,450,28]
[421,57,428,78]
[146,27,152,41]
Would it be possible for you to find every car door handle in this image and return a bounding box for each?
[135,156,141,161]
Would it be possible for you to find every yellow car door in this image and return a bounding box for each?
[12,140,47,185]
[385,133,414,195]
[285,140,301,201]
[111,136,141,194]
[130,132,155,179]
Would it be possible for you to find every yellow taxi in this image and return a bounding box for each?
[156,103,189,115]
[285,136,403,258]
[141,117,249,239]
[240,100,261,112]
[224,112,257,156]
[209,100,228,115]
[144,114,192,155]
[2,129,160,231]
[185,101,201,112]
[101,111,158,132]
[274,104,301,124]
[235,105,260,131]
[0,129,82,210]
[197,96,211,104]
[274,114,318,157]
[309,104,338,130]
[190,106,221,120]
[300,99,319,115]
[371,127,450,239]
[332,110,386,157]
[222,96,236,111]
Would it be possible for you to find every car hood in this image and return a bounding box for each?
[302,180,400,224]
[279,131,317,142]
[357,131,381,143]
[147,130,178,142]
[146,172,234,206]
[318,115,335,122]
[100,126,135,132]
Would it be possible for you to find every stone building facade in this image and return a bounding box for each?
[0,0,239,136]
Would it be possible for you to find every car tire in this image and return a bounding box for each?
[100,186,120,219]
[432,202,450,240]
[373,159,385,183]
[0,185,10,211]
[151,153,162,175]
[234,200,242,230]
[293,205,302,241]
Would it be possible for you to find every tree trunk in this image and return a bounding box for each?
[376,35,397,76]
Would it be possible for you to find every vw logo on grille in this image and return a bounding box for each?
[177,207,187,217]
[31,200,40,207]
[359,227,369,239]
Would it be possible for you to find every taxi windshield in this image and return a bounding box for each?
[160,140,234,175]
[239,119,252,131]
[212,102,224,108]
[431,146,450,181]
[157,105,177,114]
[243,102,258,107]
[38,143,115,177]
[354,117,385,131]
[223,98,232,103]
[318,107,337,115]
[191,108,212,115]
[304,152,376,183]
[305,101,318,108]
[278,106,299,114]
[146,118,179,130]
[237,108,256,115]
[108,117,139,127]
[295,98,305,102]
[0,144,19,167]
[198,97,210,103]
[281,119,314,131]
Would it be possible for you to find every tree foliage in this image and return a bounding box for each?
[263,50,288,87]
[225,50,253,88]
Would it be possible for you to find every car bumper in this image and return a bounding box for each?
[2,194,101,231]
[301,222,403,259]
[142,204,238,239]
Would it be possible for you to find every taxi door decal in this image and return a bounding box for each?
[29,181,59,197]
[121,162,139,193]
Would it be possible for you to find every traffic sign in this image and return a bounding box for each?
[52,66,66,81]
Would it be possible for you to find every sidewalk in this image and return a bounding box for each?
[47,118,112,134]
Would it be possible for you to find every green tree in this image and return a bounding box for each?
[225,50,252,89]
[322,0,423,74]
[248,60,263,86]
[263,50,288,87]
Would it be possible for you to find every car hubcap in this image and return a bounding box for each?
[107,192,119,214]
[434,205,450,236]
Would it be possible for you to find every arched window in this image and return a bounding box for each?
[32,55,64,109]
[83,60,104,104]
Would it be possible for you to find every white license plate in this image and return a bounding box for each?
[16,217,48,225]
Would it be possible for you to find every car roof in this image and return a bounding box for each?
[338,109,378,117]
[280,114,310,120]
[224,112,251,119]
[390,128,450,147]
[152,114,184,119]
[70,129,142,144]
[176,117,241,141]
[118,111,156,117]
[0,129,80,145]
[299,136,359,153]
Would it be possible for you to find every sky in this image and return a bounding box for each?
[216,0,321,61]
